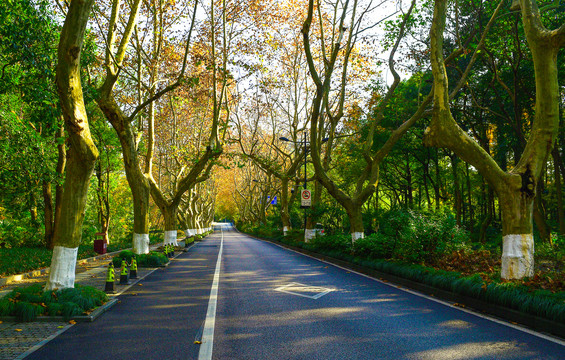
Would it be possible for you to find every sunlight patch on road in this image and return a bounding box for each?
[414,341,535,360]
[437,319,475,330]
[359,298,397,304]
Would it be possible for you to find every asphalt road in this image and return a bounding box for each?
[26,224,565,359]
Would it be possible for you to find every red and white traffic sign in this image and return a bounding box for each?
[301,189,311,208]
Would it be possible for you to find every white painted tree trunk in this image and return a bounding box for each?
[44,246,78,290]
[351,232,364,242]
[164,230,178,246]
[133,233,150,254]
[501,234,534,279]
[304,229,316,242]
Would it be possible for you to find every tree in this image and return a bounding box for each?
[145,0,233,245]
[302,0,433,241]
[424,0,565,279]
[96,0,199,253]
[45,0,99,290]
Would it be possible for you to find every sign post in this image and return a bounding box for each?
[301,189,311,208]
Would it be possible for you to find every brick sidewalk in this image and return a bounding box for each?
[0,243,187,360]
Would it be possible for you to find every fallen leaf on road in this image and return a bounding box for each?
[15,329,22,332]
[69,320,76,325]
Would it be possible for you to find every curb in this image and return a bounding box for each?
[250,234,565,340]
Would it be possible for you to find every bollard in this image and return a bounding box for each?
[130,256,138,279]
[167,244,172,258]
[104,262,115,293]
[119,258,130,285]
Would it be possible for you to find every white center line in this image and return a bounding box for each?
[198,227,224,360]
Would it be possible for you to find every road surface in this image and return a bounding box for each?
[27,224,565,359]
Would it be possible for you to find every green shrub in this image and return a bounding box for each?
[139,251,169,267]
[46,303,63,316]
[0,284,108,321]
[0,298,16,316]
[353,233,393,259]
[15,301,44,322]
[306,233,352,254]
[118,250,135,262]
[60,301,83,321]
[372,209,469,263]
[112,250,168,268]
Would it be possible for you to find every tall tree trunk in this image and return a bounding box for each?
[304,180,323,242]
[29,190,38,224]
[43,125,67,250]
[423,155,432,210]
[533,178,550,242]
[478,185,493,244]
[162,204,178,246]
[406,152,413,208]
[465,163,474,229]
[553,149,565,236]
[451,154,462,227]
[96,160,111,244]
[280,178,291,235]
[99,104,152,254]
[46,0,99,290]
[42,181,54,248]
[498,183,535,279]
[434,149,441,211]
[346,203,364,242]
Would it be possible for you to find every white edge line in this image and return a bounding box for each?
[198,227,224,360]
[250,235,565,347]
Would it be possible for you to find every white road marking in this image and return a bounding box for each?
[275,282,334,299]
[198,228,224,360]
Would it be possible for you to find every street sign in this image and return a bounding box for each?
[301,189,311,208]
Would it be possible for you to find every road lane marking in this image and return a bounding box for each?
[275,282,334,299]
[198,228,224,360]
